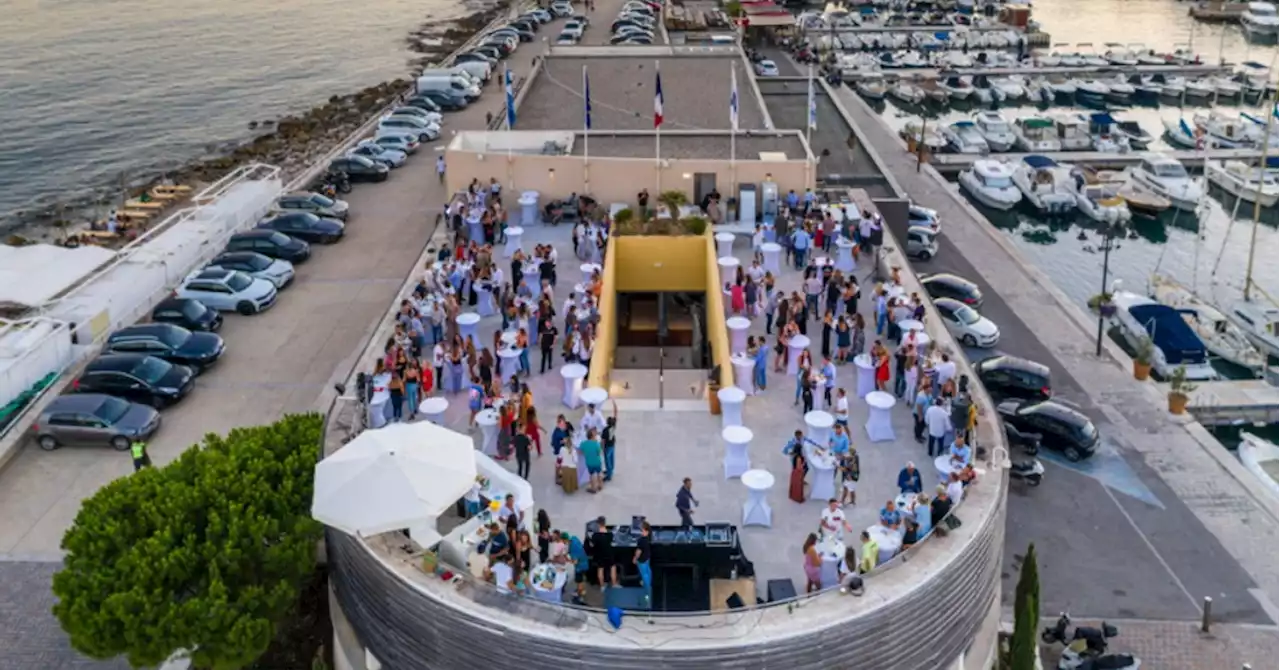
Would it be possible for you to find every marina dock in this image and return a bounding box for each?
[844,63,1235,79]
[929,148,1280,173]
[1158,379,1280,427]
[804,23,1017,34]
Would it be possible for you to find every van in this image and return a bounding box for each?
[426,63,490,85]
[416,75,481,101]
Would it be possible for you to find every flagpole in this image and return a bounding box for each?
[583,64,590,194]
[730,61,738,195]
[806,64,814,152]
[655,60,662,202]
[505,64,514,193]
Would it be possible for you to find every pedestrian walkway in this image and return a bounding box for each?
[1040,620,1279,670]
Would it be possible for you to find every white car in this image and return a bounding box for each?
[934,298,1000,348]
[551,2,574,17]
[755,59,780,76]
[205,251,295,289]
[556,32,579,45]
[349,141,407,168]
[562,21,586,37]
[371,133,419,154]
[387,106,443,125]
[377,116,439,141]
[176,268,277,316]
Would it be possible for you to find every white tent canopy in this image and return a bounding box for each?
[312,422,477,537]
[474,450,534,512]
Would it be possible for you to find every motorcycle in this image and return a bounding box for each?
[1059,641,1141,670]
[1042,613,1119,655]
[1009,458,1044,486]
[1003,421,1041,456]
[322,170,352,194]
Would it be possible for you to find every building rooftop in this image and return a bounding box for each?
[518,54,768,132]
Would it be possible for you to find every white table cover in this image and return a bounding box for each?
[476,285,496,317]
[731,352,755,395]
[741,469,774,528]
[718,386,746,429]
[786,334,811,376]
[835,238,857,273]
[853,353,876,398]
[503,226,524,258]
[498,348,522,383]
[726,316,750,355]
[761,242,782,274]
[804,410,835,446]
[865,391,897,442]
[456,312,481,348]
[722,426,752,479]
[715,231,735,258]
[717,256,740,288]
[477,409,500,457]
[519,191,539,227]
[580,386,608,408]
[560,363,588,408]
[804,443,838,502]
[580,263,601,284]
[417,396,448,424]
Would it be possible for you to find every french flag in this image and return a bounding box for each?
[654,67,664,129]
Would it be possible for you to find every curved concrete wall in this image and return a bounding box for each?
[328,479,1004,670]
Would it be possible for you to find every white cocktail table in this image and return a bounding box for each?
[477,408,500,457]
[741,469,775,528]
[417,396,448,425]
[718,386,746,428]
[786,334,811,376]
[865,391,897,442]
[456,312,480,348]
[715,231,735,258]
[560,363,588,408]
[727,316,750,355]
[805,410,835,447]
[722,425,753,479]
[854,353,876,398]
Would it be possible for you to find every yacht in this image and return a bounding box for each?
[1127,154,1204,211]
[973,110,1017,152]
[1162,117,1200,149]
[1073,180,1133,224]
[1194,112,1259,149]
[1011,156,1077,214]
[1076,43,1109,67]
[1205,160,1280,207]
[1241,1,1280,38]
[1104,43,1140,66]
[959,159,1023,210]
[1154,74,1188,99]
[900,120,948,154]
[1087,113,1131,153]
[1076,79,1111,102]
[969,75,1003,104]
[1113,117,1155,149]
[1013,116,1062,152]
[1100,75,1136,103]
[991,76,1027,100]
[940,76,974,100]
[855,74,889,100]
[1110,291,1220,381]
[1149,275,1268,374]
[1238,433,1279,498]
[1046,75,1079,99]
[1052,113,1094,150]
[1184,78,1217,99]
[943,121,990,154]
[1228,301,1280,358]
[890,80,926,104]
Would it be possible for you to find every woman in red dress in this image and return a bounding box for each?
[873,342,891,391]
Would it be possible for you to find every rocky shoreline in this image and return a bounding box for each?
[4,0,511,245]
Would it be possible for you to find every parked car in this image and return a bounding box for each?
[206,251,295,288]
[611,33,653,44]
[376,116,439,142]
[920,272,984,306]
[467,45,505,62]
[104,324,225,373]
[33,394,161,451]
[755,59,781,76]
[414,89,468,111]
[402,95,443,113]
[71,354,195,409]
[328,155,390,183]
[176,268,278,315]
[500,24,535,41]
[561,20,586,37]
[258,212,345,244]
[371,133,419,155]
[520,8,552,23]
[225,229,311,264]
[933,297,1000,347]
[275,191,349,220]
[551,1,574,17]
[349,142,407,168]
[454,52,497,67]
[556,32,579,45]
[388,106,443,125]
[997,399,1099,462]
[151,297,223,332]
[612,18,652,32]
[975,355,1053,403]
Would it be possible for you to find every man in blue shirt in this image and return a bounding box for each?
[949,437,972,468]
[803,188,816,214]
[821,357,837,406]
[786,189,800,214]
[791,226,811,269]
[879,500,902,530]
[897,461,923,495]
[829,423,851,456]
[565,531,590,605]
[675,477,699,529]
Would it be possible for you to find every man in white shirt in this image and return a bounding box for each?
[820,499,851,540]
[747,259,766,285]
[752,225,765,262]
[497,493,523,528]
[436,155,447,184]
[925,397,951,458]
[582,403,607,434]
[487,554,516,594]
[946,472,965,504]
[834,388,850,427]
[935,354,957,389]
[432,343,446,383]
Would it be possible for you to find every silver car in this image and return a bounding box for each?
[176,268,277,315]
[371,133,419,154]
[205,251,295,289]
[34,394,160,451]
[275,192,349,220]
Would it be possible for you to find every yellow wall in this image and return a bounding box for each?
[702,230,732,390]
[587,236,618,390]
[612,236,709,292]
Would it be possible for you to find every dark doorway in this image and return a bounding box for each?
[693,173,717,209]
[614,292,708,370]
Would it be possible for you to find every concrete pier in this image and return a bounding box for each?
[1159,379,1280,427]
[930,148,1280,173]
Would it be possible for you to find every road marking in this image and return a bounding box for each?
[1101,484,1200,615]
[1249,588,1279,625]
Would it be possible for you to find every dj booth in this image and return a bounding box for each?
[584,518,749,611]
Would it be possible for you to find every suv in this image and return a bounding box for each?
[206,251,295,288]
[71,354,196,408]
[225,229,311,263]
[275,192,349,220]
[151,297,222,332]
[920,272,984,306]
[258,212,345,244]
[329,155,391,182]
[104,324,225,373]
[975,355,1052,403]
[33,394,160,451]
[175,268,278,315]
[997,399,1099,462]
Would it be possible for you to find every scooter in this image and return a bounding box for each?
[1009,458,1044,486]
[1059,640,1141,670]
[1042,613,1119,655]
[1003,422,1041,456]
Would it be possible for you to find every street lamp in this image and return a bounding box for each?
[1093,221,1118,357]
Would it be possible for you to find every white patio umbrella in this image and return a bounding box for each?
[312,421,477,536]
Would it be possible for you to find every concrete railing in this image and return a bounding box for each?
[586,236,617,390]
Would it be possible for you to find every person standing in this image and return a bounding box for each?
[925,397,951,457]
[588,516,618,588]
[539,319,559,374]
[675,477,699,528]
[634,521,653,603]
[601,400,619,482]
[579,428,604,493]
[802,532,823,593]
[130,439,151,472]
[513,421,533,479]
[436,155,446,184]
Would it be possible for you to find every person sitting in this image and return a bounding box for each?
[484,553,519,594]
[897,461,923,495]
[879,500,902,530]
[901,517,920,550]
[948,435,972,468]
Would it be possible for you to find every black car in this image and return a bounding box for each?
[104,324,225,373]
[151,297,222,332]
[975,355,1052,403]
[258,212,345,244]
[997,399,1099,462]
[920,272,984,307]
[225,229,311,263]
[415,89,468,111]
[328,156,389,183]
[454,51,497,66]
[403,96,442,113]
[72,354,195,408]
[469,45,504,61]
[509,18,538,31]
[499,25,535,41]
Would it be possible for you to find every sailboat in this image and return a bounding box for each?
[1149,275,1268,373]
[1238,432,1279,497]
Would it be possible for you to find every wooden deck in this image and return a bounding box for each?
[1159,379,1280,427]
[929,148,1279,173]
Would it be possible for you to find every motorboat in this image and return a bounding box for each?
[901,120,948,153]
[1087,113,1131,153]
[1205,160,1280,207]
[991,76,1026,100]
[1237,432,1279,498]
[1110,291,1220,381]
[1024,76,1055,104]
[1103,43,1139,66]
[855,74,889,99]
[943,120,990,153]
[1098,75,1135,103]
[1045,43,1078,67]
[1155,74,1188,99]
[1013,116,1062,152]
[919,80,949,103]
[940,76,974,100]
[1162,117,1200,149]
[1241,1,1280,38]
[1240,110,1280,149]
[969,75,1003,104]
[1046,75,1078,98]
[1118,178,1173,216]
[1194,112,1259,149]
[1149,274,1268,374]
[1184,78,1217,99]
[959,159,1023,210]
[1133,45,1168,66]
[973,110,1017,152]
[1128,74,1164,101]
[1170,48,1202,65]
[1236,61,1278,97]
[1126,154,1204,211]
[1207,76,1244,98]
[1075,79,1111,102]
[1227,300,1280,358]
[1052,113,1093,150]
[1076,43,1110,67]
[1113,117,1154,149]
[1011,156,1077,214]
[890,80,926,104]
[1073,180,1133,223]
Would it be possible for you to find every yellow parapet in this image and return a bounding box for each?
[587,235,618,391]
[702,229,732,390]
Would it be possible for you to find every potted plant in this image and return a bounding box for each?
[613,207,636,236]
[679,215,708,236]
[1132,337,1154,381]
[1088,292,1116,317]
[658,189,688,220]
[1167,364,1196,415]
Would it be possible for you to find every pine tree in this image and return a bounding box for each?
[1010,543,1041,670]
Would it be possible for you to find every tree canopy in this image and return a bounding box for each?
[52,413,324,669]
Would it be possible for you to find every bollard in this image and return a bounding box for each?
[1242,664,1251,670]
[1201,596,1212,633]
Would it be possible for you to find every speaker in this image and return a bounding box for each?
[725,593,745,610]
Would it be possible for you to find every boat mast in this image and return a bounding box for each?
[1243,90,1275,303]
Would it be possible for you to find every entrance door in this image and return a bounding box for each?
[694,173,717,207]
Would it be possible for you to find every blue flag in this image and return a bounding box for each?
[504,67,516,130]
[583,65,592,130]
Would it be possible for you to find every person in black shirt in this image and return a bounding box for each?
[536,509,552,563]
[901,517,919,549]
[588,516,618,587]
[601,400,619,481]
[513,423,532,479]
[539,255,556,288]
[539,320,559,374]
[634,521,653,600]
[930,487,953,529]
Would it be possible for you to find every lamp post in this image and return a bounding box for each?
[1093,222,1116,357]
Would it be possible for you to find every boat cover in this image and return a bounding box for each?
[1022,155,1058,168]
[1021,118,1053,129]
[1128,304,1207,364]
[1089,112,1116,125]
[1179,118,1195,138]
